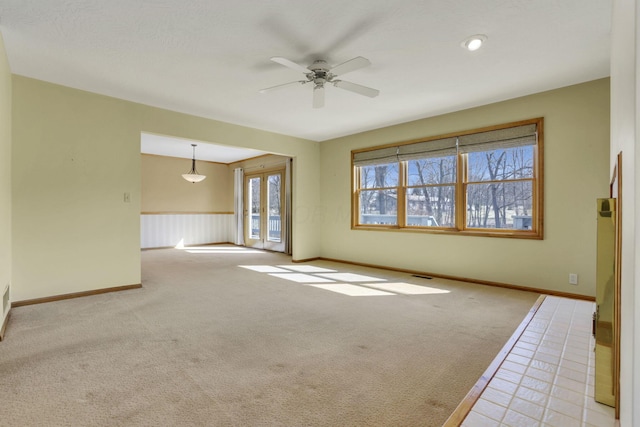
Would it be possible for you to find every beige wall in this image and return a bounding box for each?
[320,78,610,298]
[12,76,320,301]
[141,154,232,213]
[610,1,638,424]
[0,34,11,314]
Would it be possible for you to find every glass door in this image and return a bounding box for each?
[246,176,262,245]
[244,170,284,252]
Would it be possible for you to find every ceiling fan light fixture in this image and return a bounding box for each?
[462,34,487,51]
[182,144,206,183]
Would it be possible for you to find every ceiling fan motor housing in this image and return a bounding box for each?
[307,60,330,72]
[308,60,332,86]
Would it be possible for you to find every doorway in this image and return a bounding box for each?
[244,169,285,252]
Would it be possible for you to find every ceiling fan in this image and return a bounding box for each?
[259,56,380,108]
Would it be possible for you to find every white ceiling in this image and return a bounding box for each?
[140,133,268,163]
[0,0,611,145]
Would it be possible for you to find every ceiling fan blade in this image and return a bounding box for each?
[330,56,371,76]
[334,80,379,98]
[259,80,305,93]
[270,57,310,74]
[313,85,325,108]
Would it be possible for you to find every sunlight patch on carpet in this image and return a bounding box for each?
[361,282,451,295]
[186,249,262,253]
[268,273,335,283]
[237,264,451,298]
[239,265,291,273]
[315,273,387,282]
[277,265,337,273]
[309,284,395,296]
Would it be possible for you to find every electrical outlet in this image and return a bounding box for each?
[569,273,578,285]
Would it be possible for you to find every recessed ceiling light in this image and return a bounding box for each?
[462,34,487,51]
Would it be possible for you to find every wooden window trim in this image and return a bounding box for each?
[351,118,544,239]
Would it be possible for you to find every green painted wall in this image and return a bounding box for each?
[9,74,610,301]
[12,76,319,301]
[320,79,610,297]
[0,33,12,318]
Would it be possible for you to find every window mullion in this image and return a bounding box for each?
[456,153,466,231]
[532,143,540,233]
[352,165,359,228]
[398,161,407,227]
[466,177,534,186]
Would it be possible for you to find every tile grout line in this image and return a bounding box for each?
[462,296,616,427]
[444,294,547,427]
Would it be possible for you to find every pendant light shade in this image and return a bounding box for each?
[182,144,206,183]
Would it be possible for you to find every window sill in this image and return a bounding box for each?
[352,225,543,240]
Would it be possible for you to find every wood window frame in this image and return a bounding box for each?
[351,118,544,239]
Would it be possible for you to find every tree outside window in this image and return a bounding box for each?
[352,118,542,238]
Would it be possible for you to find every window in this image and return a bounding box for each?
[358,162,399,225]
[406,156,456,228]
[352,118,543,239]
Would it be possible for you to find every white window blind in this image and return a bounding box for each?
[397,137,457,160]
[352,147,399,166]
[354,123,537,166]
[353,137,457,166]
[458,123,537,153]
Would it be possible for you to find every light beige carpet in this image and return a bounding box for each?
[0,246,539,426]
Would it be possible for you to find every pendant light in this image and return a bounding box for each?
[182,144,206,183]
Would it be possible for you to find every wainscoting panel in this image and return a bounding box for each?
[141,214,233,249]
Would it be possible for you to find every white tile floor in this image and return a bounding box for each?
[462,296,617,427]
